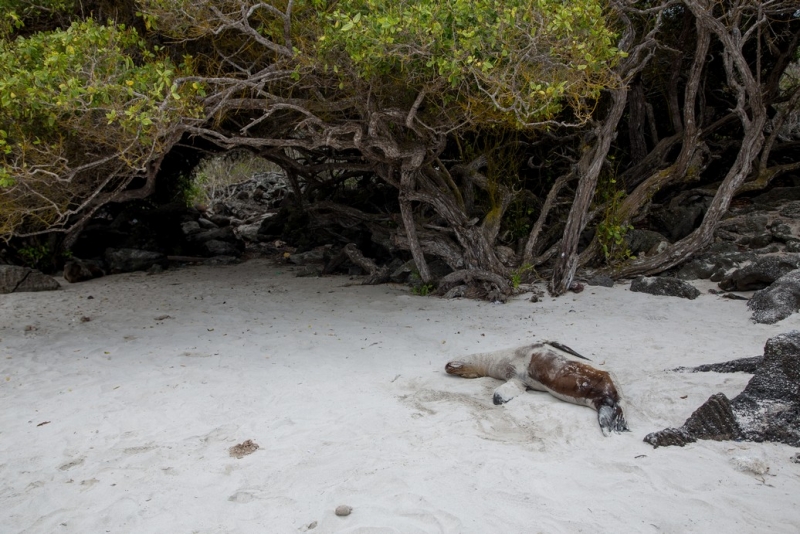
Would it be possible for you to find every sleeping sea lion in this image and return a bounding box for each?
[445,341,629,435]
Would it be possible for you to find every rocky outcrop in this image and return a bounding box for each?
[630,276,700,300]
[625,229,669,257]
[105,248,168,274]
[0,265,60,294]
[63,258,105,283]
[645,331,800,448]
[747,268,800,324]
[718,254,800,291]
[674,356,763,374]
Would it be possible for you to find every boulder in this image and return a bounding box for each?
[390,259,415,283]
[718,254,800,291]
[586,275,614,288]
[188,226,237,244]
[651,204,705,241]
[625,229,669,257]
[234,221,263,242]
[0,265,60,294]
[630,276,700,300]
[752,186,800,207]
[770,223,794,242]
[779,201,800,219]
[674,356,763,374]
[181,221,202,237]
[198,217,220,229]
[203,256,240,266]
[676,259,716,281]
[204,240,243,257]
[748,269,800,324]
[63,258,105,283]
[105,248,168,274]
[645,331,800,447]
[288,246,330,265]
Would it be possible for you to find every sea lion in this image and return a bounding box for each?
[445,341,629,435]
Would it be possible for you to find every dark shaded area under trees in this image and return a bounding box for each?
[1,1,799,299]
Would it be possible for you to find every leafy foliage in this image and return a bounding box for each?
[595,177,632,264]
[0,18,202,238]
[321,0,624,126]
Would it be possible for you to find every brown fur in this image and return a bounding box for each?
[445,342,629,434]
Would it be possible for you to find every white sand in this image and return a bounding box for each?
[1,259,799,533]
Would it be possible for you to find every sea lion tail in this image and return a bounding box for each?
[596,398,629,435]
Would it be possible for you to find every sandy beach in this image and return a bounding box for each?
[1,258,799,533]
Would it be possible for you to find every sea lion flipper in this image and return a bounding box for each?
[544,341,591,361]
[492,379,527,405]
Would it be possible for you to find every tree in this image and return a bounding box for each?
[1,0,798,297]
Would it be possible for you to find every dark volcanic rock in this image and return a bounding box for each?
[678,250,755,281]
[676,259,716,281]
[203,256,240,266]
[625,229,669,256]
[0,265,60,294]
[718,254,800,291]
[645,331,800,448]
[748,269,800,324]
[288,246,330,265]
[63,258,105,283]
[204,240,243,257]
[105,248,168,274]
[652,205,705,241]
[188,226,237,244]
[586,275,614,288]
[674,356,763,374]
[779,201,800,219]
[630,276,700,300]
[752,187,800,207]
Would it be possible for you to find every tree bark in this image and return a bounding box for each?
[614,0,767,278]
[399,169,433,283]
[549,88,628,296]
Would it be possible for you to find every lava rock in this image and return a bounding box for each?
[748,268,800,324]
[779,201,800,219]
[645,331,800,448]
[630,276,700,300]
[625,229,670,256]
[0,265,60,294]
[586,275,614,287]
[288,246,330,265]
[63,258,105,283]
[181,221,203,236]
[676,259,716,281]
[652,204,705,241]
[674,356,763,373]
[105,248,168,274]
[718,254,800,291]
[752,187,800,207]
[204,240,243,257]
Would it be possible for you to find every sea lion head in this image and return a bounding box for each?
[595,397,629,435]
[445,361,481,378]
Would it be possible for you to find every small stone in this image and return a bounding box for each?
[335,505,352,517]
[307,521,318,530]
[568,281,584,293]
[229,439,259,459]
